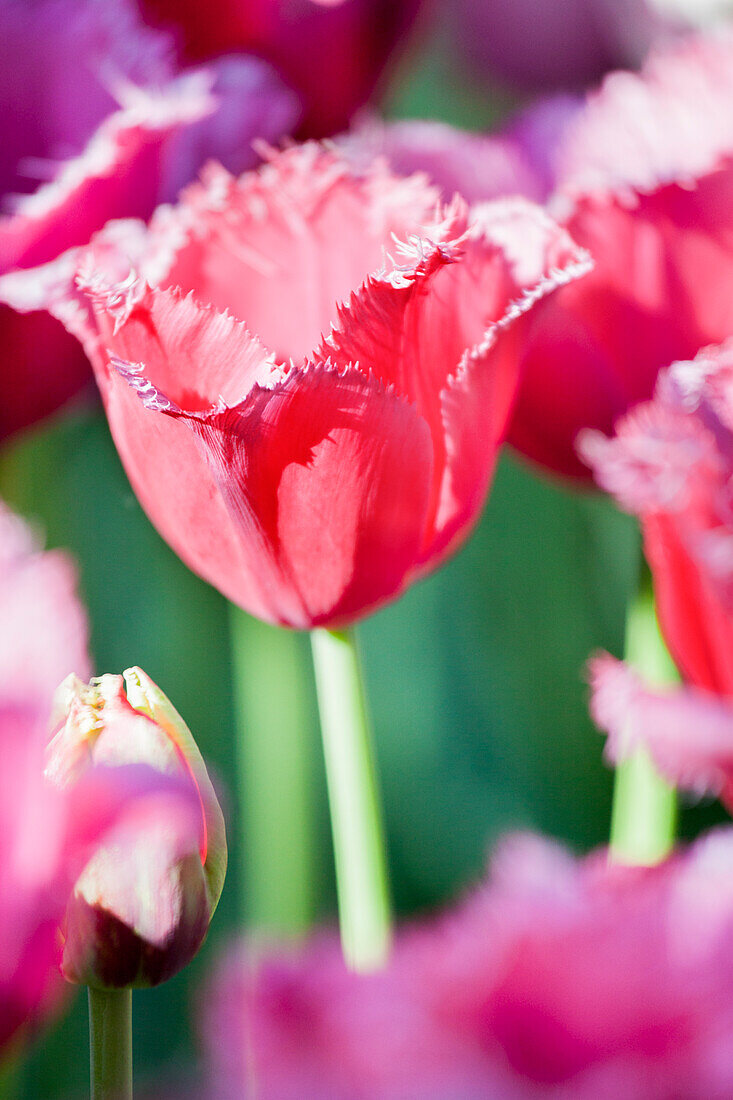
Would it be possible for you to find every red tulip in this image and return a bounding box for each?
[139,0,424,136]
[582,339,733,696]
[48,668,227,989]
[202,830,733,1098]
[0,0,298,442]
[507,32,733,480]
[51,145,589,628]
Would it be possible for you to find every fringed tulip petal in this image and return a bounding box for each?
[590,653,733,808]
[142,148,443,362]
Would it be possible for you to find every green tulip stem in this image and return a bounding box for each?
[609,585,678,865]
[0,1053,22,1099]
[88,988,132,1100]
[229,606,316,935]
[310,627,392,972]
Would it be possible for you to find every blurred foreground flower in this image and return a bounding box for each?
[202,830,733,1098]
[139,0,424,136]
[49,145,589,628]
[47,667,227,989]
[0,0,298,442]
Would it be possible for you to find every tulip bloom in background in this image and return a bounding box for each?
[508,32,733,481]
[0,500,90,1053]
[356,32,733,482]
[583,341,733,697]
[586,342,733,806]
[202,829,733,1099]
[448,0,671,94]
[0,0,298,442]
[139,0,424,136]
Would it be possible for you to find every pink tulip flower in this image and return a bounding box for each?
[201,830,733,1098]
[0,0,298,442]
[47,144,589,628]
[590,653,733,810]
[582,340,733,696]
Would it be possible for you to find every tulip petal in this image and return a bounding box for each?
[109,353,434,626]
[590,653,733,809]
[0,77,218,275]
[123,666,227,913]
[320,199,592,557]
[178,362,435,627]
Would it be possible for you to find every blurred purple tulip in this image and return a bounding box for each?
[449,0,676,93]
[0,0,298,443]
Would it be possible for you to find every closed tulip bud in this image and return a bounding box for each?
[46,668,226,990]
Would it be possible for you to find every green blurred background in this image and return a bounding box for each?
[1,23,726,1100]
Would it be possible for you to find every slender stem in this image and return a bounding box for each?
[88,988,132,1100]
[310,627,392,973]
[609,584,678,865]
[229,606,316,935]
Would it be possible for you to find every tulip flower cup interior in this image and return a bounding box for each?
[57,143,592,630]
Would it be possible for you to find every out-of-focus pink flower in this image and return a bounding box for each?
[582,340,733,695]
[48,667,226,989]
[47,144,589,628]
[202,830,733,1099]
[0,0,299,443]
[449,0,677,94]
[590,653,733,809]
[0,502,200,1050]
[139,0,423,137]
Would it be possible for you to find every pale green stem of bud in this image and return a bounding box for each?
[88,988,132,1100]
